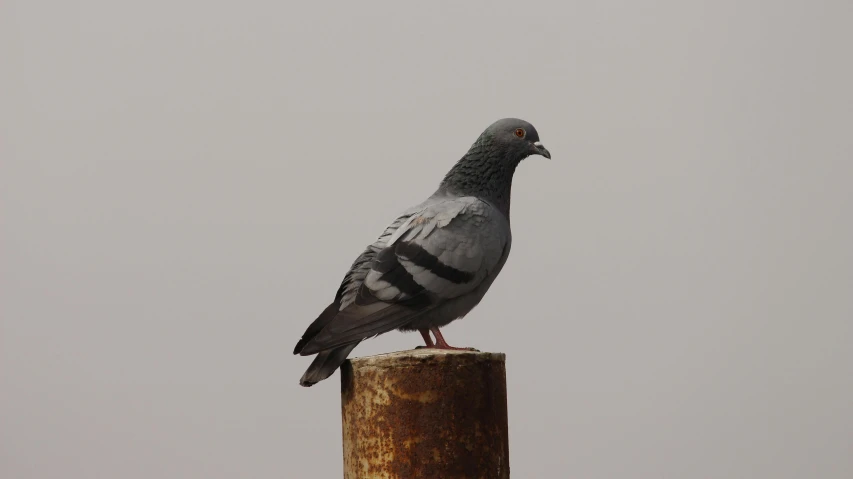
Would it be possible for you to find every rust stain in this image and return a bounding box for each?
[341,351,509,479]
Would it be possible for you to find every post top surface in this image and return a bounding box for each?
[347,348,506,368]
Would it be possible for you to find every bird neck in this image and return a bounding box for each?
[439,146,520,218]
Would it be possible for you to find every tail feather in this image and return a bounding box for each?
[294,301,340,355]
[299,342,360,387]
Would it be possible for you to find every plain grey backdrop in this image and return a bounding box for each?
[2,0,851,477]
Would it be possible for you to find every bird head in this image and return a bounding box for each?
[482,118,551,161]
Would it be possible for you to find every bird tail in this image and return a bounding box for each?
[294,301,341,355]
[299,342,360,387]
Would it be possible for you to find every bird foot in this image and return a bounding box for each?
[414,345,479,352]
[434,345,480,351]
[417,327,480,351]
[422,345,480,352]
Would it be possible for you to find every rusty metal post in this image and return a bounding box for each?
[341,349,509,479]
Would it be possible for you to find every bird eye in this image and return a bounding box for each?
[515,128,525,138]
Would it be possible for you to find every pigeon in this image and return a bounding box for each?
[294,118,551,386]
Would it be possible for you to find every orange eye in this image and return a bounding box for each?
[515,128,525,138]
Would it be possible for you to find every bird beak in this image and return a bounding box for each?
[533,142,551,159]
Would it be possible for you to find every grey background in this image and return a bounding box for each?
[2,0,851,477]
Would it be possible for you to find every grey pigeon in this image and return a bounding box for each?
[294,118,551,386]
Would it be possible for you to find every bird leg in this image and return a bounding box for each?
[419,328,435,348]
[429,327,477,351]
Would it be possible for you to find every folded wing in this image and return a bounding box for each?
[296,196,508,355]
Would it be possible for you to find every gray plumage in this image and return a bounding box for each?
[294,118,551,386]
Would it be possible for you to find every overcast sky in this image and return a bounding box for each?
[2,0,851,478]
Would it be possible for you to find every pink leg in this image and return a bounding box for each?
[429,327,476,351]
[419,328,434,348]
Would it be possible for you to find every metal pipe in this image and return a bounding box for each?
[341,349,509,478]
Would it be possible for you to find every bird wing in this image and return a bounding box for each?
[296,195,509,355]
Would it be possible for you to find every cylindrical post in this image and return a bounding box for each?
[341,349,509,479]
